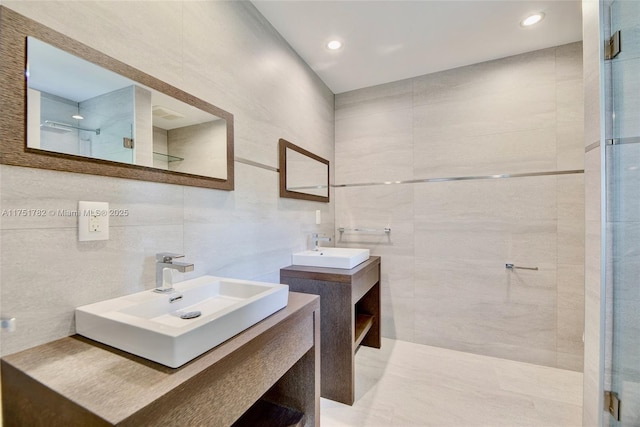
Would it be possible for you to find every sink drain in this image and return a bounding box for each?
[180,311,202,319]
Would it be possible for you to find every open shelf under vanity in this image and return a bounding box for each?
[280,256,381,406]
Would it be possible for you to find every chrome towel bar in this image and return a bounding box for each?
[506,263,538,271]
[338,227,391,233]
[43,120,100,135]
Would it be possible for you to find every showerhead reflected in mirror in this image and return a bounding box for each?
[279,139,329,202]
[26,37,227,180]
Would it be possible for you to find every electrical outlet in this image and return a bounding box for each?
[78,201,109,241]
[89,215,101,232]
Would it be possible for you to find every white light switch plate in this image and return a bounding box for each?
[78,201,109,241]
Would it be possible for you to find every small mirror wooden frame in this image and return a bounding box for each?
[0,7,234,190]
[279,138,330,203]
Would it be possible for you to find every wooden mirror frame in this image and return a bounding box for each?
[279,138,330,203]
[0,7,234,190]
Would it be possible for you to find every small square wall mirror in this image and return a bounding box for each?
[279,139,329,203]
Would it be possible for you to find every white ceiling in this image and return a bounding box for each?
[252,1,583,94]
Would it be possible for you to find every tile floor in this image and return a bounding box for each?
[321,338,583,427]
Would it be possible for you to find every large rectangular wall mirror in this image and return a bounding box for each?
[0,7,234,190]
[279,138,329,203]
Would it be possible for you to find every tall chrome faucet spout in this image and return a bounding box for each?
[311,233,331,251]
[155,253,194,293]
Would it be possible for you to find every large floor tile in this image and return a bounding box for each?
[322,338,583,427]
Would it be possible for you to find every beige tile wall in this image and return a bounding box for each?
[167,120,227,178]
[582,0,606,425]
[134,86,154,168]
[335,43,585,371]
[0,1,334,356]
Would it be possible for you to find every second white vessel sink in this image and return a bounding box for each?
[292,247,370,269]
[75,276,289,368]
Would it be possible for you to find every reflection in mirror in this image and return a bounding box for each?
[279,139,329,203]
[286,148,329,197]
[26,37,227,180]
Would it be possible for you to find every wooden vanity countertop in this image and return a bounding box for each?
[1,292,320,425]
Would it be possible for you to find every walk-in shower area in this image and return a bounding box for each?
[335,42,585,372]
[322,338,583,426]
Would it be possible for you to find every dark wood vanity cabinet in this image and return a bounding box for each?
[280,256,381,405]
[1,293,320,427]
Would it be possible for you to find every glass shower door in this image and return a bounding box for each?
[607,0,640,425]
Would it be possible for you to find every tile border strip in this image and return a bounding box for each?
[232,158,585,189]
[235,157,279,173]
[585,141,600,153]
[333,169,584,188]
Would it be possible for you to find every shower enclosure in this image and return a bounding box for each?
[604,0,640,424]
[334,42,586,373]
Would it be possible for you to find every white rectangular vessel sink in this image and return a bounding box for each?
[292,247,370,269]
[75,276,289,368]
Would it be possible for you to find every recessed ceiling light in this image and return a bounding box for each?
[327,40,343,50]
[72,114,84,120]
[521,13,545,27]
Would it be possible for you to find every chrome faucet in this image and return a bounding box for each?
[311,233,331,251]
[155,253,194,293]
